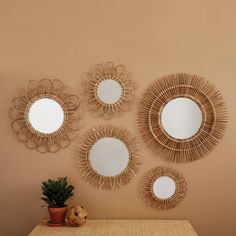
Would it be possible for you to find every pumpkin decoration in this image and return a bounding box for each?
[67,205,88,227]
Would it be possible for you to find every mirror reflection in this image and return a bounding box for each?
[153,176,176,199]
[89,137,129,177]
[161,97,202,139]
[28,98,64,134]
[97,79,123,104]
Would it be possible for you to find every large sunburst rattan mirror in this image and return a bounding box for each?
[9,79,80,153]
[138,73,227,163]
[84,62,136,119]
[77,125,140,189]
[141,167,187,210]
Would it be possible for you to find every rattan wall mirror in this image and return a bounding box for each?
[77,125,140,189]
[141,167,187,210]
[84,62,136,119]
[9,79,80,153]
[138,73,227,163]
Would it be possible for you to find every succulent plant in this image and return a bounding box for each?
[41,177,74,208]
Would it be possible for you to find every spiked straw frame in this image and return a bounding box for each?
[9,79,80,153]
[142,167,187,210]
[77,125,141,189]
[138,73,227,163]
[84,62,136,119]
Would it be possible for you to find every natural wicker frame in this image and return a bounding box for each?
[142,167,187,210]
[138,73,227,163]
[9,79,80,153]
[84,62,136,119]
[77,125,141,189]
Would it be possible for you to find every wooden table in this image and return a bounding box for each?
[29,220,198,236]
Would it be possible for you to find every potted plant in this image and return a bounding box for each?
[41,177,74,226]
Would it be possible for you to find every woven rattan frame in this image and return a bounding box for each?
[77,125,141,189]
[84,62,136,119]
[142,167,187,210]
[138,73,227,163]
[9,79,80,153]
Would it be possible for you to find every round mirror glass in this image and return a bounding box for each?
[89,137,129,177]
[161,97,202,139]
[153,176,176,199]
[28,98,64,134]
[97,79,123,104]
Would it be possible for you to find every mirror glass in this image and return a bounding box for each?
[97,79,123,104]
[28,98,64,134]
[153,176,176,199]
[89,137,129,177]
[161,97,202,139]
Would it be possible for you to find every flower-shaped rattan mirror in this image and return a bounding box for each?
[77,125,141,189]
[9,79,80,153]
[138,73,227,163]
[141,167,187,210]
[84,62,136,119]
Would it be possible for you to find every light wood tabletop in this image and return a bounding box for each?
[29,219,198,236]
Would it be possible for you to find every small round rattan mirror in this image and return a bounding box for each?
[84,62,136,119]
[138,73,227,163]
[9,79,80,153]
[141,167,187,210]
[77,125,140,189]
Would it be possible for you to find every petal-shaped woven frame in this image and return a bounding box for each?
[142,167,187,210]
[9,79,80,153]
[138,73,227,163]
[84,62,136,119]
[77,125,141,189]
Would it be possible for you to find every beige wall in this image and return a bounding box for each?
[0,0,236,235]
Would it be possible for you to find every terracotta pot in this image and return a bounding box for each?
[48,206,68,227]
